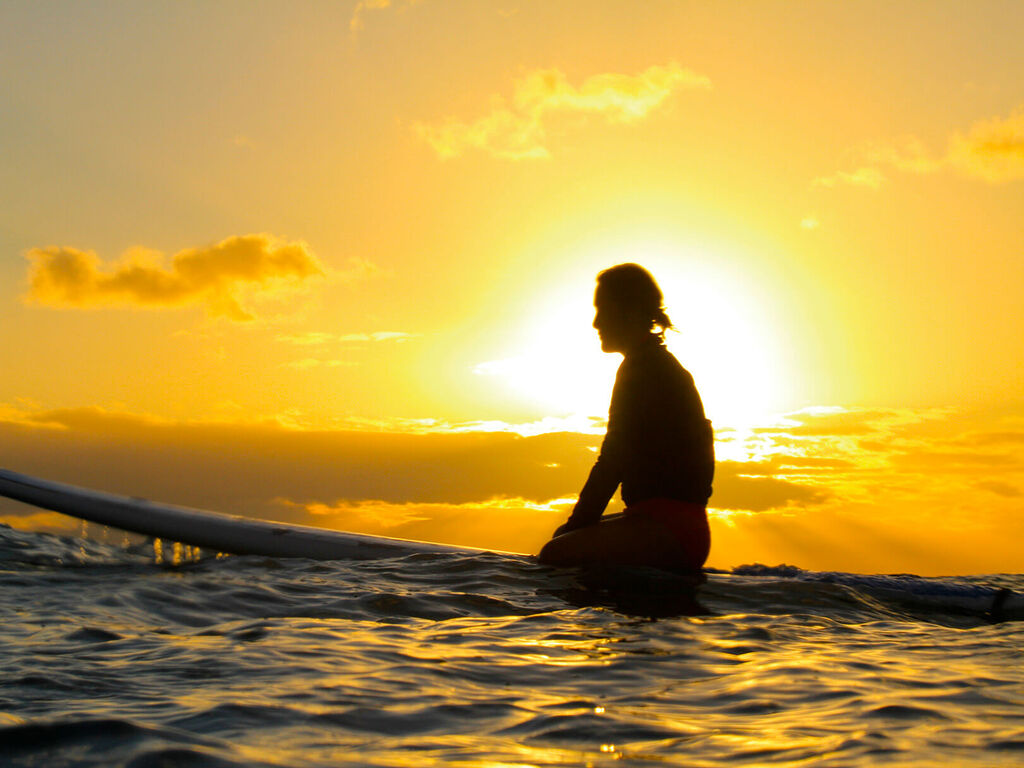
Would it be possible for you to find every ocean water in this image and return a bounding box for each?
[1,524,1022,768]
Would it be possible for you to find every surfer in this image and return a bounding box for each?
[538,263,714,572]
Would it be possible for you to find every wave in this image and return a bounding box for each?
[718,563,1024,622]
[0,716,275,768]
[1,523,1020,625]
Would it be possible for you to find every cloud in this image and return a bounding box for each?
[711,464,831,512]
[0,406,600,509]
[0,404,831,521]
[815,106,1024,187]
[975,480,1020,498]
[753,408,891,436]
[865,135,943,175]
[416,63,711,160]
[276,331,415,345]
[955,430,1024,447]
[275,331,418,370]
[281,358,357,370]
[330,257,382,283]
[24,234,328,321]
[350,0,420,32]
[812,167,885,189]
[275,332,339,346]
[889,447,1019,471]
[279,496,576,553]
[4,403,1024,572]
[336,331,416,343]
[947,108,1024,182]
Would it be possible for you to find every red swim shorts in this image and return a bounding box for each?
[624,498,710,570]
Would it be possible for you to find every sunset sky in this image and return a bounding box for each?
[1,1,1022,575]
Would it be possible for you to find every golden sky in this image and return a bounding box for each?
[1,1,1022,574]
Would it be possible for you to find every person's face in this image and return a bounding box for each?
[593,294,627,353]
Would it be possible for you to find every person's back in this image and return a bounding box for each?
[610,339,713,508]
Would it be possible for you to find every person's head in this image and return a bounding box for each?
[593,263,673,353]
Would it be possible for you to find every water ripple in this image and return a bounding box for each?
[1,525,1023,766]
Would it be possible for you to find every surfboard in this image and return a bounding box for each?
[0,468,515,560]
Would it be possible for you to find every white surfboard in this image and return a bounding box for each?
[0,468,517,560]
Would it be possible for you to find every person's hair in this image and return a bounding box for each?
[595,263,674,339]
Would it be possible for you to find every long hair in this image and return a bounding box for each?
[595,263,674,340]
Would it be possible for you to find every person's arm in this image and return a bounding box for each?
[551,368,629,537]
[552,445,622,536]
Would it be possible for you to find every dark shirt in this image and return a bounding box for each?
[564,337,714,531]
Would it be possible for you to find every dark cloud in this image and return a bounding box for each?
[953,431,1024,447]
[4,405,1022,571]
[889,449,1019,471]
[722,456,854,476]
[711,463,830,512]
[0,408,595,516]
[753,409,896,436]
[0,407,834,530]
[975,480,1021,498]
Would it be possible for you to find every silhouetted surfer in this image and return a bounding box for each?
[539,264,714,572]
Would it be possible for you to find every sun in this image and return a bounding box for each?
[657,260,787,428]
[473,297,620,421]
[475,240,791,430]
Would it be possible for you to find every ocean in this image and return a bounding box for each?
[1,524,1022,767]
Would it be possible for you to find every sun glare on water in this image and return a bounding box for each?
[477,242,789,431]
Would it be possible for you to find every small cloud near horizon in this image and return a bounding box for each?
[337,331,417,343]
[812,167,885,189]
[276,331,417,346]
[281,358,358,370]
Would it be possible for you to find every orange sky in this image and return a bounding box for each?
[1,1,1022,574]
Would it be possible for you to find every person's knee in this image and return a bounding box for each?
[537,537,563,565]
[538,533,581,565]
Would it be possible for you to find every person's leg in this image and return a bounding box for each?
[538,513,680,569]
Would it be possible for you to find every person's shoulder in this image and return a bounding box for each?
[650,343,693,377]
[654,348,701,398]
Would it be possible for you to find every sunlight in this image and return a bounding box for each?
[476,238,789,430]
[658,257,787,428]
[473,295,620,420]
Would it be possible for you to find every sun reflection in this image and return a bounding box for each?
[150,537,204,565]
